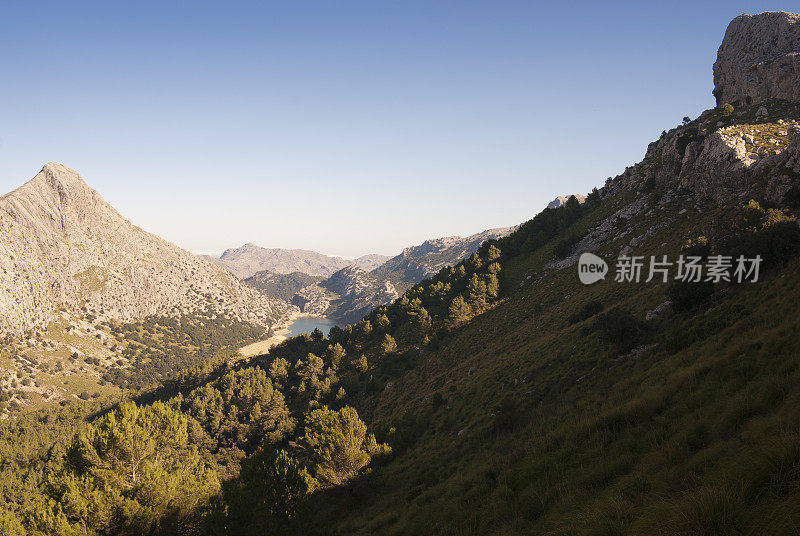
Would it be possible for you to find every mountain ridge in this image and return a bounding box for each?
[205,243,389,279]
[371,226,516,292]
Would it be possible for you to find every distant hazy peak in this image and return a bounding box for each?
[208,243,389,279]
[546,194,587,210]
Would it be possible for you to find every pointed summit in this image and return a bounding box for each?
[0,164,285,334]
[21,162,92,196]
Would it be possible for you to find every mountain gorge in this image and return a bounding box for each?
[291,265,400,324]
[239,227,516,325]
[371,226,515,292]
[2,10,800,536]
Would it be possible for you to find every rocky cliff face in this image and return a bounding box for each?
[611,102,800,205]
[206,243,389,279]
[0,163,285,334]
[713,11,800,106]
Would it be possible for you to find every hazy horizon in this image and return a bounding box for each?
[0,1,787,257]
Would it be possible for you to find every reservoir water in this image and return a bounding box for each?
[287,315,339,337]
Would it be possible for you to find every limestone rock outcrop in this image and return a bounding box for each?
[713,11,800,106]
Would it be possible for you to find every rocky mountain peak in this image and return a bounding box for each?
[208,244,388,279]
[38,161,86,185]
[0,164,284,334]
[2,162,103,222]
[713,11,800,106]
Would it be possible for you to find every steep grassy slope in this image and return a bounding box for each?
[2,102,799,536]
[302,186,800,535]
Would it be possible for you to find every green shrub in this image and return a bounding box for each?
[668,236,715,312]
[554,235,581,259]
[593,309,646,350]
[725,200,800,268]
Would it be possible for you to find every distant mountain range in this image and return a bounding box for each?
[240,226,516,324]
[203,243,389,279]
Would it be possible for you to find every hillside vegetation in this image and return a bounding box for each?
[3,85,800,536]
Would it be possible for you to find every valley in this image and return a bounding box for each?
[1,8,800,536]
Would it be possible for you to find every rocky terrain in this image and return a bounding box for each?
[0,163,287,413]
[713,11,800,106]
[205,243,389,278]
[0,163,283,334]
[4,11,800,536]
[292,265,399,324]
[283,227,514,324]
[371,227,516,292]
[547,194,587,209]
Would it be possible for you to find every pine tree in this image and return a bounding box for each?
[325,343,346,368]
[52,401,220,535]
[302,406,389,487]
[0,508,25,536]
[221,446,316,532]
[486,244,501,262]
[352,355,369,373]
[448,295,472,326]
[414,307,432,339]
[379,334,397,355]
[269,357,289,385]
[467,273,487,309]
[250,401,262,422]
[375,313,391,331]
[485,272,500,299]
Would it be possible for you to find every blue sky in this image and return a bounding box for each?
[0,1,791,257]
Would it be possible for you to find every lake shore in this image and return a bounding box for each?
[238,311,339,358]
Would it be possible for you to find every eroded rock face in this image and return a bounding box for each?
[0,163,285,333]
[713,11,800,106]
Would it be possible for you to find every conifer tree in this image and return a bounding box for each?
[379,334,397,355]
[485,272,500,299]
[467,273,487,309]
[325,343,346,369]
[486,244,501,262]
[302,406,389,487]
[448,295,472,326]
[375,313,391,331]
[51,401,220,535]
